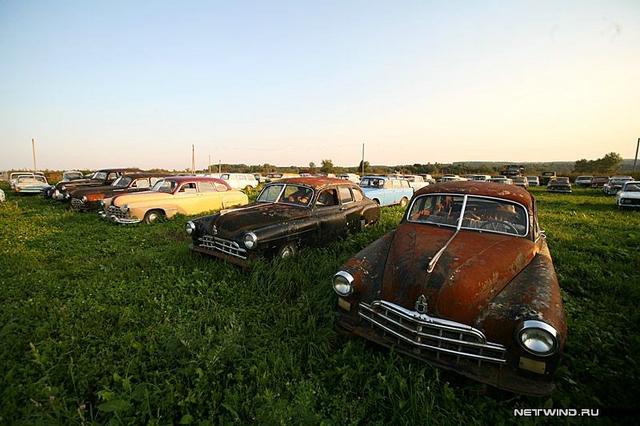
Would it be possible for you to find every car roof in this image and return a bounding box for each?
[275,177,360,189]
[414,181,534,210]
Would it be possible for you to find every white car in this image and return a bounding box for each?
[467,174,491,182]
[10,171,44,190]
[0,188,5,202]
[489,175,514,184]
[337,173,360,183]
[14,174,49,194]
[219,173,259,191]
[440,174,467,182]
[402,174,429,190]
[526,176,540,186]
[616,181,640,209]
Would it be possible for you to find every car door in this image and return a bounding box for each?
[196,181,224,212]
[174,182,201,214]
[338,186,361,233]
[314,187,347,244]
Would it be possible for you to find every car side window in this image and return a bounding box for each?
[179,182,197,193]
[352,188,364,202]
[339,187,354,204]
[215,183,228,192]
[316,189,338,207]
[199,181,217,192]
[135,179,150,189]
[150,177,162,186]
[107,172,118,181]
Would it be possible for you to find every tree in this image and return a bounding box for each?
[573,152,622,173]
[357,160,370,174]
[309,162,316,173]
[320,159,334,173]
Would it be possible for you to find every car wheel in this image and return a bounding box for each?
[373,198,380,205]
[399,197,409,208]
[144,209,164,224]
[277,243,297,259]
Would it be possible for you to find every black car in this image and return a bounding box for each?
[187,177,380,266]
[50,168,141,201]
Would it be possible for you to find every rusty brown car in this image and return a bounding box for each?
[187,177,380,266]
[333,181,566,396]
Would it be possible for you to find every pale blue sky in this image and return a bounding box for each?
[1,1,639,170]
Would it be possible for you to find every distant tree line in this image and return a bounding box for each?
[573,152,623,174]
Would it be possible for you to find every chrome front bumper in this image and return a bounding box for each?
[100,207,142,224]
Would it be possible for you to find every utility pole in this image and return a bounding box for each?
[634,137,640,175]
[208,154,211,174]
[191,144,195,174]
[32,138,37,172]
[361,143,365,176]
[218,160,221,174]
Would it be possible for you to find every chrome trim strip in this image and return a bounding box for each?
[427,194,467,273]
[359,300,506,364]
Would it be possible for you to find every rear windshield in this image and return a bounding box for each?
[407,194,528,237]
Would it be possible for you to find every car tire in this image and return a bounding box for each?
[399,197,409,208]
[144,209,164,224]
[373,198,380,205]
[277,242,297,259]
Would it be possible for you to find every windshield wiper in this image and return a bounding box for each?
[427,195,468,273]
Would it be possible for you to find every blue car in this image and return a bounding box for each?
[359,176,414,207]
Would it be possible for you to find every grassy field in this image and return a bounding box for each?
[1,183,639,424]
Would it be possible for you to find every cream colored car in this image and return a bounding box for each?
[101,176,248,224]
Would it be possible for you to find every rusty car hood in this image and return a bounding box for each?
[212,202,310,235]
[380,222,537,325]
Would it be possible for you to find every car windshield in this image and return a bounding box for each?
[152,179,178,193]
[257,184,313,206]
[407,194,528,237]
[18,175,46,183]
[623,183,640,192]
[360,177,385,188]
[92,171,107,180]
[112,176,133,188]
[64,172,83,179]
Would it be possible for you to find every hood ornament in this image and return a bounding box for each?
[415,295,428,313]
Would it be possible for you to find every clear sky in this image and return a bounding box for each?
[1,0,639,170]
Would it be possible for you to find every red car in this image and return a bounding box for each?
[333,181,566,396]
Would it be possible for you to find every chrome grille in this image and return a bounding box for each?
[106,205,129,219]
[198,235,247,259]
[71,198,85,209]
[359,300,506,365]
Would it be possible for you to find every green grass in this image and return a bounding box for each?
[1,184,639,424]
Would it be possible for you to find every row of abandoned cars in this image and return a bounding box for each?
[0,167,586,396]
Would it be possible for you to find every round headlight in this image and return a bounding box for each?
[121,204,128,212]
[185,221,196,235]
[100,200,105,207]
[243,232,258,249]
[82,196,87,202]
[333,271,355,296]
[61,185,66,191]
[517,320,558,357]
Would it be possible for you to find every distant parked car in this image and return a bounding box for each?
[467,174,491,182]
[591,176,609,188]
[402,175,429,190]
[51,168,141,200]
[42,170,86,197]
[10,172,44,190]
[440,174,467,182]
[574,176,593,187]
[0,188,5,202]
[337,173,361,183]
[219,173,260,191]
[101,176,248,224]
[490,176,513,184]
[603,176,633,195]
[69,173,169,211]
[187,177,380,266]
[547,177,572,193]
[512,176,529,188]
[419,174,436,184]
[264,173,300,183]
[526,176,540,186]
[14,174,49,194]
[359,176,414,207]
[540,171,557,186]
[333,181,566,396]
[253,173,264,183]
[616,181,640,209]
